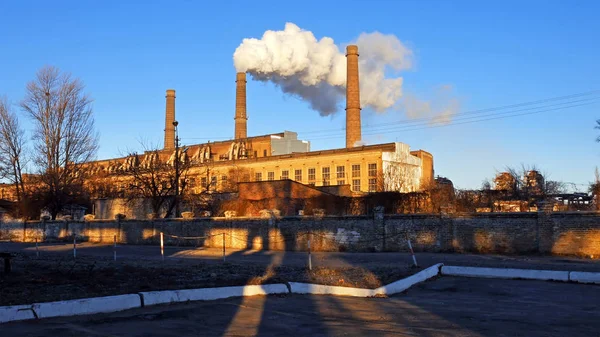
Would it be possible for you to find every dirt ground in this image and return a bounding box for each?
[0,253,418,306]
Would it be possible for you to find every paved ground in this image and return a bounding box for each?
[3,277,598,336]
[2,241,600,272]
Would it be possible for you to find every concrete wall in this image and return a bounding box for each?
[1,211,599,257]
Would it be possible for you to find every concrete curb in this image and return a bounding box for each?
[0,305,36,324]
[441,266,570,281]
[289,283,377,297]
[375,263,443,295]
[32,294,141,320]
[140,284,290,306]
[569,271,600,284]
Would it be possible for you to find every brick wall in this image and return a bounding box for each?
[1,212,599,257]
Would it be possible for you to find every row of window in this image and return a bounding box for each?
[254,163,378,192]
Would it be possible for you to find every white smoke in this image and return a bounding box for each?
[401,85,460,125]
[233,23,413,116]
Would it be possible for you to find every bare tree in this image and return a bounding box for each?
[0,97,26,208]
[117,142,191,219]
[20,66,99,219]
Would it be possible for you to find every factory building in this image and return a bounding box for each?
[87,45,433,200]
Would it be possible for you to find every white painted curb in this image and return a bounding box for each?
[32,294,141,319]
[375,263,443,295]
[441,266,570,282]
[569,271,600,284]
[0,305,36,324]
[140,284,289,306]
[289,283,377,297]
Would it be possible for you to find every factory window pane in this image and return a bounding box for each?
[281,170,289,180]
[322,167,330,180]
[255,172,262,182]
[268,171,275,181]
[295,169,302,182]
[336,165,345,179]
[308,168,316,181]
[368,178,377,192]
[352,164,361,178]
[368,163,377,177]
[322,167,330,185]
[352,179,361,192]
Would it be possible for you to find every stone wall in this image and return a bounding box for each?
[1,211,599,257]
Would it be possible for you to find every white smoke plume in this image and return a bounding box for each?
[400,85,460,125]
[233,23,413,116]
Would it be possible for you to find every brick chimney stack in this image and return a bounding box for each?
[345,45,362,148]
[234,72,248,139]
[164,89,176,151]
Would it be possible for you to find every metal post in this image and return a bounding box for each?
[113,235,117,261]
[308,239,312,271]
[160,232,165,261]
[407,236,418,267]
[73,236,77,259]
[35,238,39,259]
[222,233,226,262]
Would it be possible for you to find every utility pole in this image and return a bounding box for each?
[173,120,180,218]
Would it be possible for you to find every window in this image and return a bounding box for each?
[188,178,197,191]
[255,172,262,181]
[336,165,345,179]
[308,168,316,181]
[201,177,207,187]
[211,176,217,186]
[368,178,377,192]
[337,180,345,186]
[322,167,330,185]
[263,149,267,157]
[254,151,257,158]
[295,169,302,182]
[267,171,275,181]
[221,175,227,182]
[368,163,377,177]
[281,170,289,180]
[352,164,361,178]
[352,179,361,192]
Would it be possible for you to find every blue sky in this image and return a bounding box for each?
[1,0,599,190]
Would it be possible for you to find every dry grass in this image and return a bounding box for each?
[0,254,419,306]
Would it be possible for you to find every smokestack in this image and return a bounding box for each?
[164,89,176,151]
[234,72,247,139]
[346,45,361,148]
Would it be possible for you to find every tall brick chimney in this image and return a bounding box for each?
[345,45,362,148]
[234,72,247,139]
[164,89,176,151]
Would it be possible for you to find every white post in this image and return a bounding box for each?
[113,235,117,261]
[160,232,164,261]
[308,239,312,271]
[407,237,418,267]
[73,236,77,259]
